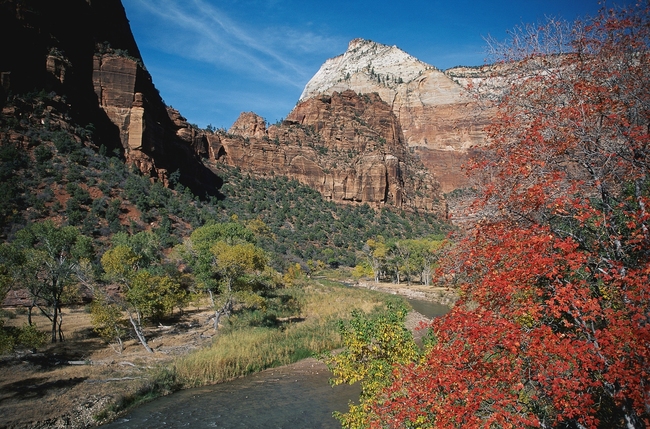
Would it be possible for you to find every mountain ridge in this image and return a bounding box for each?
[0,1,475,213]
[298,38,492,192]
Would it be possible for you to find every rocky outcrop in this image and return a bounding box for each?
[0,1,457,213]
[0,0,220,196]
[229,112,269,139]
[90,48,220,195]
[210,90,444,213]
[300,39,493,192]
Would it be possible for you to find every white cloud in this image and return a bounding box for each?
[127,0,340,87]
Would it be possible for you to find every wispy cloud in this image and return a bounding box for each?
[128,0,340,88]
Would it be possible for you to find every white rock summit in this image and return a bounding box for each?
[300,38,468,110]
[298,38,491,192]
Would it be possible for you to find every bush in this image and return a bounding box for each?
[17,324,48,350]
[52,131,77,154]
[0,321,15,354]
[34,145,53,163]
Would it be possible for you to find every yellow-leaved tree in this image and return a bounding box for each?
[322,303,422,429]
[99,232,187,353]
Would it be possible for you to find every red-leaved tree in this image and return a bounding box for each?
[364,4,650,429]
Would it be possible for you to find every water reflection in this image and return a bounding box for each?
[406,298,449,319]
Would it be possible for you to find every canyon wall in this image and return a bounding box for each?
[208,90,444,214]
[0,0,219,195]
[2,1,486,213]
[300,39,493,192]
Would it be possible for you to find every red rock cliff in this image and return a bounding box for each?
[209,90,444,214]
[0,0,220,195]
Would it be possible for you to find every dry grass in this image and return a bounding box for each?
[0,280,400,428]
[174,281,395,386]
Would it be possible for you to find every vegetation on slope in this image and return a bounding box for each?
[0,88,448,352]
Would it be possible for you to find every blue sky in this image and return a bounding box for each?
[121,0,627,130]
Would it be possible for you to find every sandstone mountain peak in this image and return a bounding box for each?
[300,38,433,102]
[299,38,492,193]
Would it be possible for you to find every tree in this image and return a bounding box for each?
[183,222,256,292]
[89,296,126,353]
[409,238,446,286]
[323,303,420,429]
[101,234,186,353]
[101,244,153,352]
[209,241,268,329]
[12,221,92,343]
[182,222,270,330]
[364,237,388,283]
[355,4,650,429]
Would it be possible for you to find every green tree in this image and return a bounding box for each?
[183,222,256,291]
[89,295,126,353]
[410,238,446,286]
[364,237,388,283]
[209,241,268,329]
[12,221,92,343]
[101,239,186,353]
[323,304,420,429]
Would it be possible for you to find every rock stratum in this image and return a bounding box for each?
[1,1,495,214]
[210,90,443,213]
[300,39,492,192]
[0,0,219,196]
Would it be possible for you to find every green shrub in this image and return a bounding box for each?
[0,321,15,354]
[17,324,48,350]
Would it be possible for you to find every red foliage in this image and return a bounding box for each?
[369,3,650,428]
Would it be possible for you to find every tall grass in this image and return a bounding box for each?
[173,280,404,387]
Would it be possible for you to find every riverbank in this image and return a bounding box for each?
[0,305,214,429]
[0,280,404,428]
[351,280,458,307]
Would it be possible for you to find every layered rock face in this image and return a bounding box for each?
[300,39,492,192]
[1,1,467,213]
[210,90,444,213]
[1,0,220,195]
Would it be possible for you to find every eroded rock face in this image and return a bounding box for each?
[228,112,269,139]
[211,90,444,213]
[300,39,493,192]
[89,46,221,195]
[1,0,220,196]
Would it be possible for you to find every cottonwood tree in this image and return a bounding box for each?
[100,232,186,353]
[209,241,268,329]
[89,294,126,353]
[182,222,271,330]
[323,304,420,429]
[10,221,92,343]
[409,238,446,287]
[363,237,388,283]
[345,4,650,429]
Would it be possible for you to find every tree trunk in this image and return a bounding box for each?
[114,328,124,354]
[213,310,221,330]
[50,303,58,343]
[57,307,64,342]
[213,296,233,330]
[128,313,153,353]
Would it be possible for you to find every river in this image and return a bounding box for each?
[101,297,448,428]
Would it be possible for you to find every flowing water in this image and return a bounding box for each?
[102,297,448,428]
[102,358,358,429]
